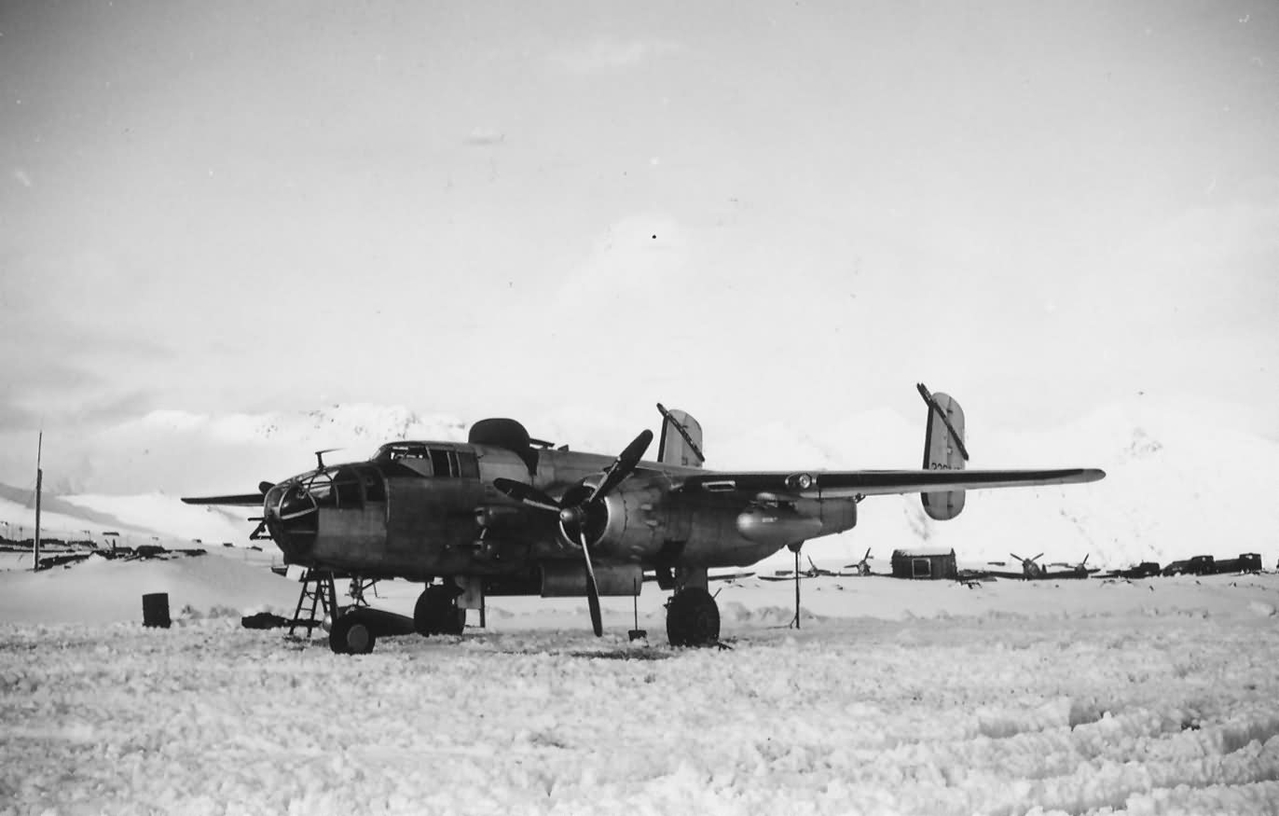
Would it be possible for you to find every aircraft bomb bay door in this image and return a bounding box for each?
[378,443,484,574]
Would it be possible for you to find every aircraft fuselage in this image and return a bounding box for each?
[262,440,857,584]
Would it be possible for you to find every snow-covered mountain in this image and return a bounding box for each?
[2,397,1273,570]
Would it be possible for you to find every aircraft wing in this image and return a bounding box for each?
[971,569,1031,581]
[674,468,1104,500]
[181,493,265,506]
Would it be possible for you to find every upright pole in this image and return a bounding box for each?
[790,545,801,629]
[33,432,43,571]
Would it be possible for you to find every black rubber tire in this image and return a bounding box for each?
[330,611,376,655]
[414,585,466,636]
[666,587,720,647]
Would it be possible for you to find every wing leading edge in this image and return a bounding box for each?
[675,468,1104,500]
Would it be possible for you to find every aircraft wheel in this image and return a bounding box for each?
[330,611,376,655]
[666,587,720,647]
[414,585,466,636]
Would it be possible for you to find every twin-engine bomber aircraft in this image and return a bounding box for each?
[183,386,1104,653]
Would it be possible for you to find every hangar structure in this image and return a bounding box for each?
[891,547,958,580]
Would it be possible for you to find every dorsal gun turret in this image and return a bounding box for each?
[468,418,547,476]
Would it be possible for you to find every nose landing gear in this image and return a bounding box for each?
[330,611,375,655]
[329,606,417,654]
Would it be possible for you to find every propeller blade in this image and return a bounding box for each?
[587,429,654,504]
[492,478,562,513]
[1032,553,1044,562]
[258,481,275,495]
[580,531,603,637]
[1010,552,1024,562]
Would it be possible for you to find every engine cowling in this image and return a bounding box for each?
[558,478,667,563]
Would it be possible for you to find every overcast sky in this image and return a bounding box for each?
[2,0,1277,488]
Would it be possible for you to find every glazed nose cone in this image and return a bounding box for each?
[264,481,317,562]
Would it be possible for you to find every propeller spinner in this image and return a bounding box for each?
[494,428,653,637]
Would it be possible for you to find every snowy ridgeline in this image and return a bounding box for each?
[2,555,1279,814]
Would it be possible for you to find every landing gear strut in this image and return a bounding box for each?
[788,542,803,630]
[414,583,466,636]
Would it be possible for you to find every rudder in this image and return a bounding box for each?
[917,384,968,520]
[656,403,705,468]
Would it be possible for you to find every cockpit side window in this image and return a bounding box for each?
[373,444,471,479]
[456,451,479,479]
[429,448,458,478]
[333,466,362,508]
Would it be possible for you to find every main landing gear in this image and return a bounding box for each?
[665,587,720,647]
[308,569,725,652]
[658,566,721,647]
[413,584,466,636]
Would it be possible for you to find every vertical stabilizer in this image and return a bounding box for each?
[917,384,967,520]
[656,404,705,468]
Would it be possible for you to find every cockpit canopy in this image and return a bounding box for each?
[373,443,479,479]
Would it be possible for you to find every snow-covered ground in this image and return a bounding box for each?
[3,552,1278,815]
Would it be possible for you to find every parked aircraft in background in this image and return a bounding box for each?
[980,552,1101,581]
[184,386,1105,653]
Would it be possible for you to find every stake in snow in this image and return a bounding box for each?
[184,386,1104,653]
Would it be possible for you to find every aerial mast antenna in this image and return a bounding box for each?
[314,448,339,470]
[33,432,43,571]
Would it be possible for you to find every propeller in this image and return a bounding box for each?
[494,428,654,637]
[1010,552,1045,578]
